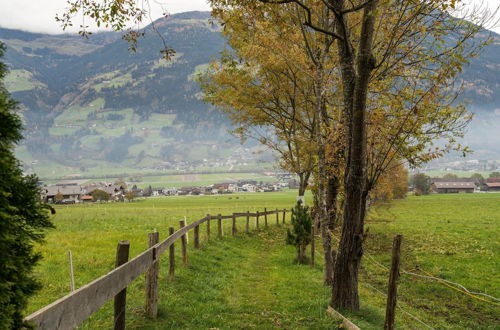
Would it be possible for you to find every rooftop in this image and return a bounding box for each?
[432,182,476,189]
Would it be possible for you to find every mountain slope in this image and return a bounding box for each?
[1,11,500,178]
[1,12,262,178]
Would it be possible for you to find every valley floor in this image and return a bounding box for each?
[28,192,499,329]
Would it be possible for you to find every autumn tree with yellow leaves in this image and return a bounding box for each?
[206,0,491,309]
[59,0,495,311]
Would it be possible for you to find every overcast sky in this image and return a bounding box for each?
[0,0,498,34]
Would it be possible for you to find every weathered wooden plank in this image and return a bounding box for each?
[25,248,155,330]
[326,306,361,330]
[219,215,234,220]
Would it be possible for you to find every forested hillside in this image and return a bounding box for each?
[0,12,263,178]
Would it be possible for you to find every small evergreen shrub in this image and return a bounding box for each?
[286,201,312,264]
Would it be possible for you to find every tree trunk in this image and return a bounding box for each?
[297,244,307,264]
[312,64,335,286]
[322,175,340,285]
[326,176,340,228]
[331,0,378,310]
[321,215,334,285]
[298,172,310,197]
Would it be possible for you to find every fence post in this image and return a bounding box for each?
[282,209,286,224]
[217,213,223,237]
[264,208,268,227]
[114,241,130,330]
[194,224,200,249]
[246,211,250,233]
[256,211,260,229]
[179,220,188,265]
[184,216,189,243]
[232,213,237,236]
[145,232,159,318]
[311,225,315,267]
[169,226,175,280]
[384,235,403,330]
[67,250,75,292]
[276,209,279,225]
[206,214,211,241]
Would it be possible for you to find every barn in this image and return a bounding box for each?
[431,182,476,194]
[485,182,500,192]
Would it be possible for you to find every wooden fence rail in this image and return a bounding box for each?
[25,208,287,329]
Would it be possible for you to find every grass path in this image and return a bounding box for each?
[115,227,337,329]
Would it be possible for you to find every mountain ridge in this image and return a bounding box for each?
[1,11,499,178]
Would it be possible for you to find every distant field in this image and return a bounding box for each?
[130,172,276,188]
[27,192,499,329]
[5,69,45,92]
[415,170,498,178]
[42,171,277,188]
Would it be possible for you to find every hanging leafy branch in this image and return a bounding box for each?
[56,0,175,59]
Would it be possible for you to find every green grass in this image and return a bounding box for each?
[133,172,276,188]
[358,193,500,329]
[29,191,345,329]
[27,192,500,329]
[93,73,133,92]
[5,69,45,92]
[416,170,497,178]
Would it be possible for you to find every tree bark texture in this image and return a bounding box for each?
[312,62,336,286]
[298,171,310,197]
[332,0,378,310]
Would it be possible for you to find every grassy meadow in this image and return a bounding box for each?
[28,191,499,329]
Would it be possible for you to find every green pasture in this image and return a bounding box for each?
[27,192,499,329]
[93,73,132,92]
[416,170,497,178]
[133,172,276,188]
[5,69,45,93]
[352,193,500,329]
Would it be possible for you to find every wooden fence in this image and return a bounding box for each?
[25,208,288,330]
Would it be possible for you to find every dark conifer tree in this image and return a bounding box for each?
[0,42,53,328]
